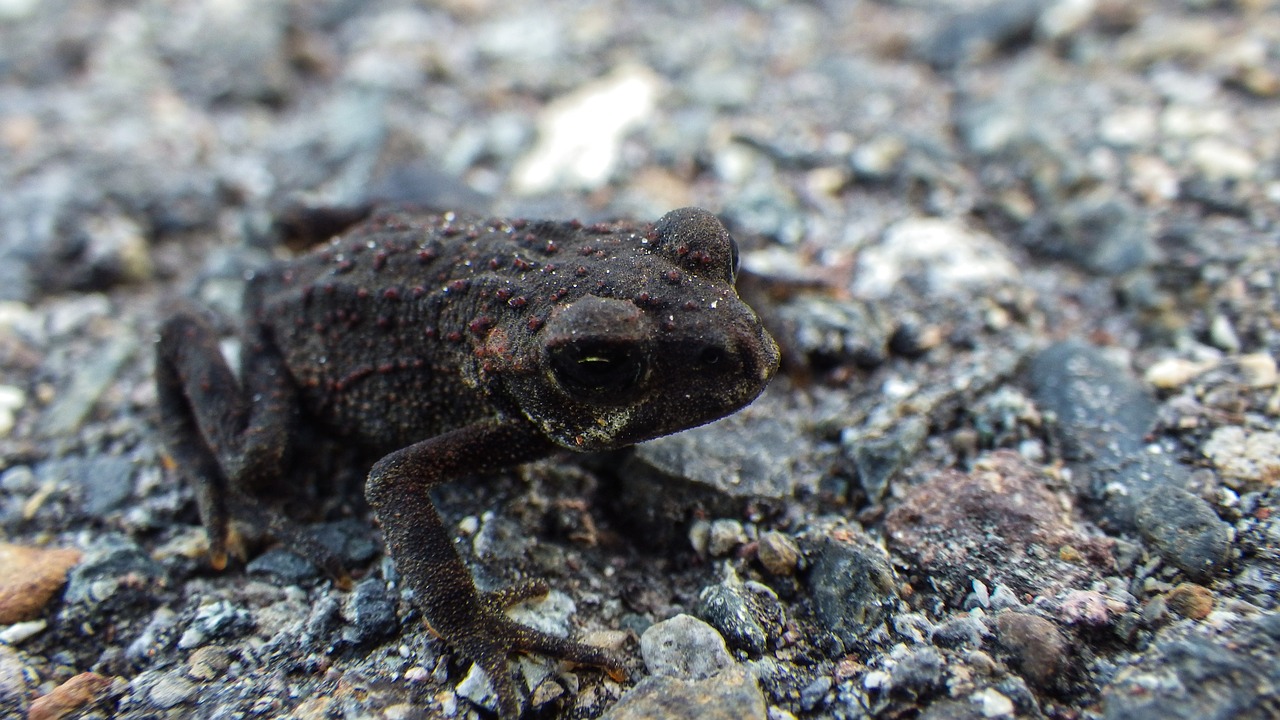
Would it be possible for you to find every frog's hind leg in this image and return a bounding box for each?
[155,311,296,569]
[213,491,354,588]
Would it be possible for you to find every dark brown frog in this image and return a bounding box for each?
[155,206,779,717]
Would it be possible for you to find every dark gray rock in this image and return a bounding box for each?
[807,531,898,653]
[246,549,321,585]
[620,388,819,549]
[342,577,398,646]
[313,519,380,568]
[773,296,892,370]
[1135,487,1231,582]
[1101,613,1280,720]
[74,455,136,515]
[888,646,946,698]
[1022,197,1154,276]
[1029,341,1231,580]
[695,581,784,656]
[63,543,166,607]
[918,0,1044,70]
[932,614,988,649]
[843,416,927,504]
[799,674,832,711]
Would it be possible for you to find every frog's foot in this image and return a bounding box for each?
[223,495,355,589]
[458,588,624,719]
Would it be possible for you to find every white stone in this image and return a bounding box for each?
[512,65,662,194]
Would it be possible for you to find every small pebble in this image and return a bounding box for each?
[639,614,734,680]
[973,687,1015,718]
[1203,426,1280,489]
[0,385,24,436]
[808,530,898,651]
[756,531,801,576]
[147,672,196,708]
[707,519,748,557]
[186,645,232,681]
[993,612,1069,690]
[0,543,82,624]
[1144,357,1213,390]
[1163,583,1214,620]
[28,672,114,720]
[0,619,46,645]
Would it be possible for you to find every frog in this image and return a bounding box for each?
[155,205,780,718]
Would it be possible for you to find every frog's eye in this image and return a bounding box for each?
[548,340,646,397]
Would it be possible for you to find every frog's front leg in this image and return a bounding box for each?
[366,419,623,719]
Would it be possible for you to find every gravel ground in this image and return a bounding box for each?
[1,0,1279,718]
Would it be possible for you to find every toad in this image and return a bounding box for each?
[155,206,779,717]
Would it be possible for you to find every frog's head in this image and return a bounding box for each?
[500,207,780,451]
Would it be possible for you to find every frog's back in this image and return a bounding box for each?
[253,208,658,452]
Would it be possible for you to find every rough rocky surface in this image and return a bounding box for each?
[2,0,1278,718]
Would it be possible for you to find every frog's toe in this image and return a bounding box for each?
[483,660,524,719]
[486,579,550,608]
[458,631,525,718]
[508,623,624,671]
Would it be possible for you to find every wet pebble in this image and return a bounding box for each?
[696,579,783,655]
[806,528,898,652]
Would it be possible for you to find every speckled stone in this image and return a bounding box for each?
[602,665,766,720]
